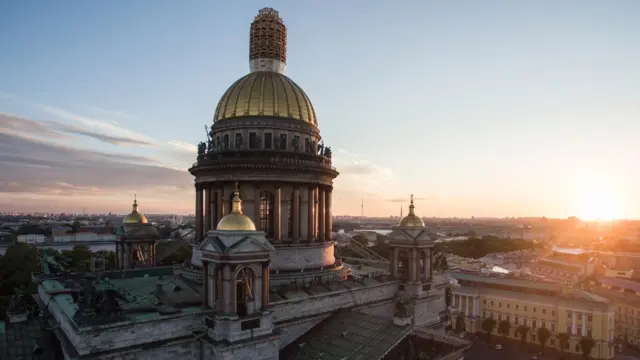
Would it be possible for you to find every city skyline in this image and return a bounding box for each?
[1,1,639,218]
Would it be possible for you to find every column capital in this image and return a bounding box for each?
[195,183,203,191]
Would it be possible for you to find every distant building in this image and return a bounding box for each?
[17,234,45,244]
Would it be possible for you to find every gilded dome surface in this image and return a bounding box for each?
[216,185,257,231]
[213,71,317,126]
[398,195,425,229]
[123,197,148,224]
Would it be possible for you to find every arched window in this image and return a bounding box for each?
[397,250,409,279]
[286,193,293,239]
[235,267,254,317]
[259,191,274,238]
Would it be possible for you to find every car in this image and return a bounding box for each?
[495,344,502,350]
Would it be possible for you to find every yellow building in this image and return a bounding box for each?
[590,277,640,348]
[451,272,616,359]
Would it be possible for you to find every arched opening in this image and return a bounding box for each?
[397,250,409,279]
[235,267,254,317]
[286,193,293,239]
[259,191,275,238]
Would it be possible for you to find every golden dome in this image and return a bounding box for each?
[216,183,256,231]
[123,196,148,224]
[398,194,425,228]
[214,71,317,126]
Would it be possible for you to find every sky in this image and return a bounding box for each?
[0,0,639,219]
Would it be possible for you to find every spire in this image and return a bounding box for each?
[249,8,287,74]
[400,204,403,218]
[408,194,415,215]
[132,194,139,212]
[230,182,243,214]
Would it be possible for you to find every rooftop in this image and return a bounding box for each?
[280,310,412,360]
[0,317,59,360]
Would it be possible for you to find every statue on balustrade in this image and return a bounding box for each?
[197,142,206,156]
[279,134,287,150]
[318,141,324,156]
[310,140,317,154]
[324,146,332,159]
[223,136,229,151]
[235,135,243,149]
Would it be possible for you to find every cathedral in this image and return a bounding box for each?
[24,8,469,360]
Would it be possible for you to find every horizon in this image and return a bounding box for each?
[1,1,639,219]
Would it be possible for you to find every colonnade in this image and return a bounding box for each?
[453,294,479,318]
[194,182,333,243]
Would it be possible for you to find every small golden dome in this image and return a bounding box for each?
[123,195,148,224]
[398,194,425,228]
[216,183,256,231]
[214,71,317,126]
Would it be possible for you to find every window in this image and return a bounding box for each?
[524,306,528,312]
[259,191,275,237]
[532,320,537,328]
[498,314,502,321]
[552,310,555,316]
[483,300,486,305]
[483,311,486,318]
[551,323,556,332]
[542,321,546,329]
[249,132,258,149]
[550,339,555,346]
[533,307,537,313]
[568,311,572,318]
[491,301,494,306]
[507,303,510,309]
[531,334,536,342]
[516,305,519,310]
[515,317,519,325]
[499,302,502,308]
[542,309,546,315]
[235,133,243,149]
[507,315,510,322]
[524,319,528,326]
[588,315,592,322]
[264,133,273,149]
[223,134,230,150]
[588,330,592,338]
[567,326,571,334]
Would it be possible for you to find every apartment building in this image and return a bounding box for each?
[591,277,640,349]
[451,272,616,359]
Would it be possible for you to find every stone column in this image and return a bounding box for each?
[458,296,462,312]
[391,247,399,278]
[318,187,325,241]
[223,265,232,314]
[423,249,431,279]
[216,187,224,224]
[307,187,315,241]
[582,313,587,336]
[204,187,212,232]
[274,186,282,241]
[195,184,203,241]
[325,188,332,241]
[262,262,269,310]
[474,298,478,317]
[202,262,209,308]
[254,185,261,230]
[572,312,577,335]
[216,266,223,312]
[292,188,300,241]
[411,248,418,282]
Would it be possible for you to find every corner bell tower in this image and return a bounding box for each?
[198,185,279,360]
[388,195,441,327]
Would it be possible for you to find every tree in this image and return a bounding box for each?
[516,325,529,349]
[537,327,552,354]
[498,320,511,338]
[579,337,596,359]
[557,332,571,358]
[0,243,40,315]
[482,317,497,343]
[62,245,92,271]
[455,313,466,333]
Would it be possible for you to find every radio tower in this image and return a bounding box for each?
[361,197,364,218]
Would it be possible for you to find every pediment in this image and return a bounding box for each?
[199,230,274,255]
[389,228,437,243]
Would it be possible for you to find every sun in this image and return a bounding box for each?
[576,188,624,221]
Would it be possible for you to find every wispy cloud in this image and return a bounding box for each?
[0,113,153,146]
[0,132,191,199]
[332,148,396,197]
[81,104,138,122]
[167,140,198,153]
[385,196,439,203]
[41,105,157,146]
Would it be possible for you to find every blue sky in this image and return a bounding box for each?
[1,0,639,218]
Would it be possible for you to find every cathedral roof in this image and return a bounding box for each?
[213,71,317,126]
[216,184,257,231]
[280,310,412,360]
[122,196,148,224]
[397,194,425,228]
